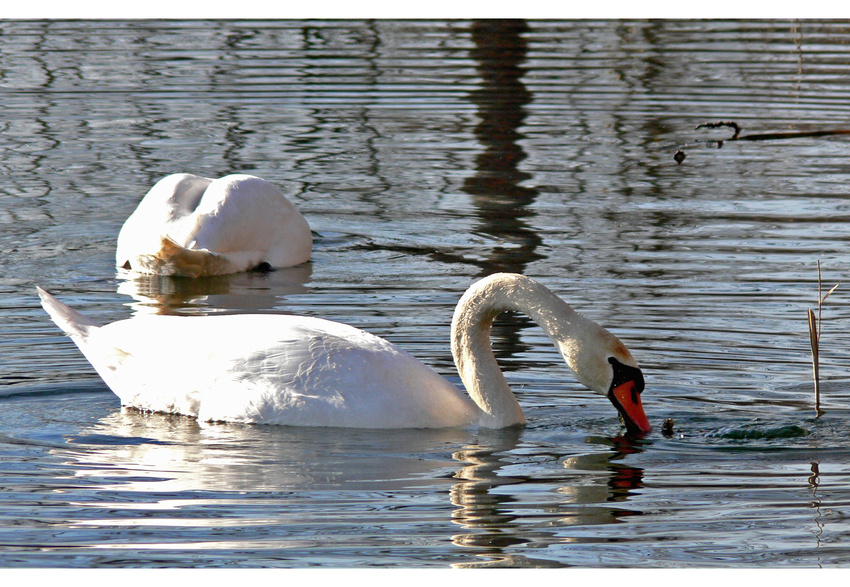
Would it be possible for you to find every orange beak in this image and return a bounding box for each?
[609,380,651,434]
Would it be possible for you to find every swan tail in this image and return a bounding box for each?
[136,236,236,277]
[37,287,101,340]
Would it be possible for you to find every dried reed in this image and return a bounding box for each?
[808,261,840,416]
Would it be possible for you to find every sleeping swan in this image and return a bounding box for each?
[37,273,650,432]
[116,173,311,277]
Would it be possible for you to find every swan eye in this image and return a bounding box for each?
[607,356,644,395]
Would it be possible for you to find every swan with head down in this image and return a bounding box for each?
[37,273,650,433]
[116,173,311,277]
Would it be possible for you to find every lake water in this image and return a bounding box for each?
[3,19,850,568]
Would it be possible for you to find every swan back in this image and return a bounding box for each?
[188,174,311,267]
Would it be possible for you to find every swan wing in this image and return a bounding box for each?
[80,314,476,429]
[185,174,312,269]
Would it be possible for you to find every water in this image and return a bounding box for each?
[2,19,850,568]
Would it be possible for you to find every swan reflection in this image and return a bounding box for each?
[46,405,646,563]
[449,430,644,567]
[115,262,312,316]
[59,409,470,494]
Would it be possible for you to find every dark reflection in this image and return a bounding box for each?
[570,435,645,506]
[450,428,645,568]
[116,263,312,316]
[463,19,543,276]
[461,20,545,368]
[809,459,824,552]
[370,20,544,278]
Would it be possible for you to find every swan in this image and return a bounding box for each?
[116,173,312,277]
[36,273,650,432]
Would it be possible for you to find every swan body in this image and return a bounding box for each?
[116,173,312,277]
[37,273,650,432]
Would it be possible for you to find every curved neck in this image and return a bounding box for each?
[450,273,601,428]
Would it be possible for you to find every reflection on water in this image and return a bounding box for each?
[4,19,850,567]
[63,408,470,493]
[449,429,646,568]
[451,429,526,550]
[116,263,313,315]
[463,20,543,276]
[34,404,655,567]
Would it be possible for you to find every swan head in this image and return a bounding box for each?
[606,356,650,435]
[552,315,651,435]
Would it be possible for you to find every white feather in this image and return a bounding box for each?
[116,173,312,277]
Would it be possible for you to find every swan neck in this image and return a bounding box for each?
[450,274,578,428]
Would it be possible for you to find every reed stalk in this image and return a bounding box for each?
[808,308,820,415]
[809,261,839,417]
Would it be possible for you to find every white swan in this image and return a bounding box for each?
[116,173,312,277]
[37,273,650,432]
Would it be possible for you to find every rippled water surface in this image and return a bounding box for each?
[3,19,850,568]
